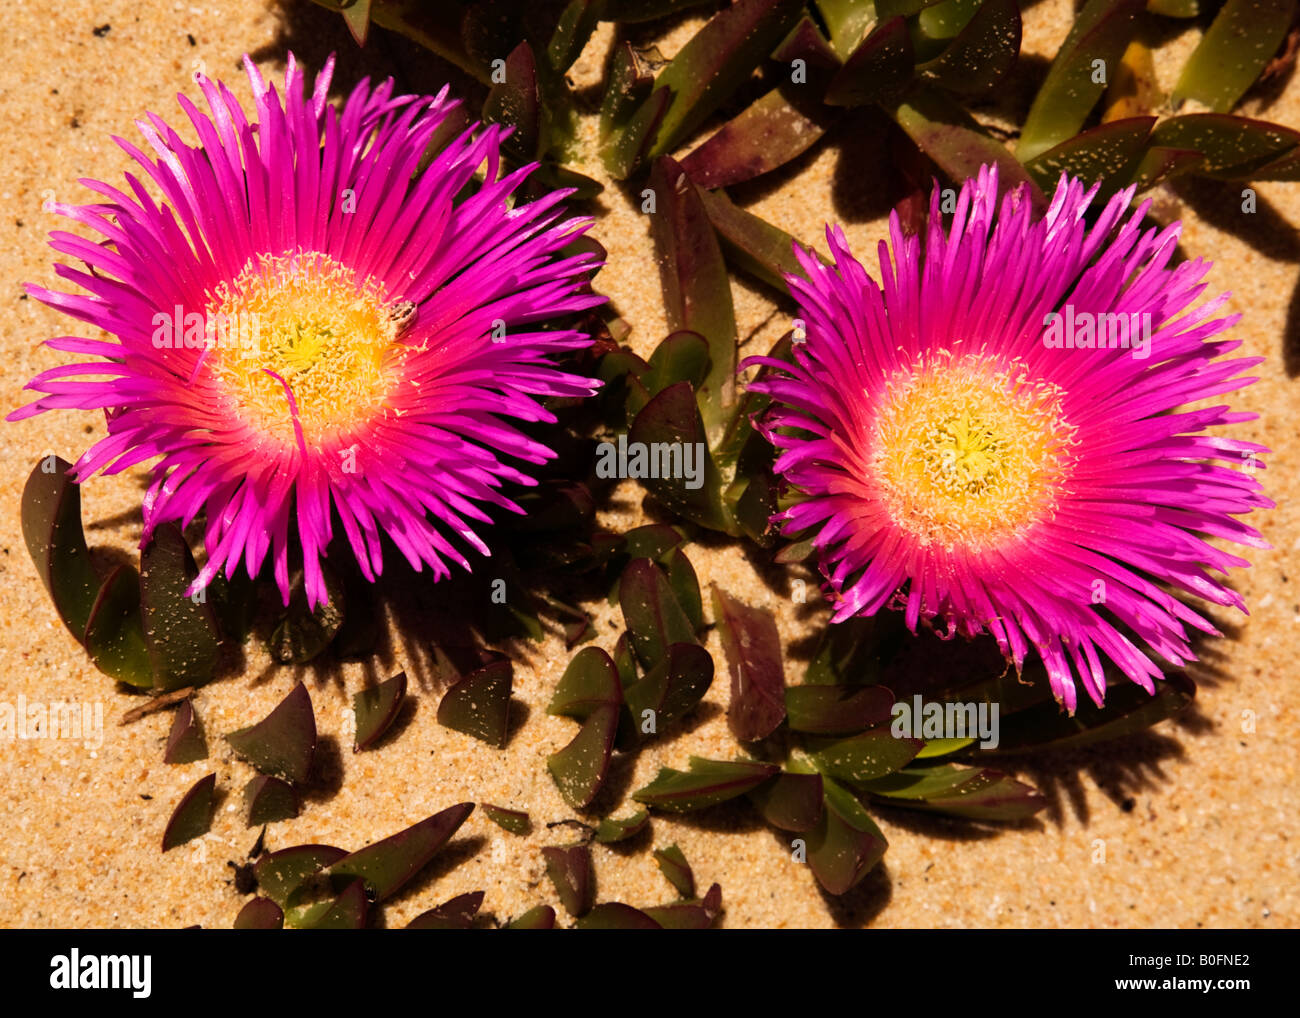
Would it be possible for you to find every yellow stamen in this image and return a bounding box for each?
[205,252,409,445]
[870,352,1077,551]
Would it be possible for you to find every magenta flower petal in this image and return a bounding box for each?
[12,54,604,609]
[747,165,1270,712]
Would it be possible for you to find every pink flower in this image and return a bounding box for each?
[11,54,603,608]
[747,166,1270,712]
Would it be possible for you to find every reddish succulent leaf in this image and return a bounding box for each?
[340,0,372,45]
[646,156,737,435]
[918,0,1021,95]
[162,773,216,852]
[543,844,595,917]
[254,845,347,907]
[326,802,475,903]
[300,878,369,930]
[267,566,344,665]
[645,0,806,157]
[140,523,221,692]
[1023,116,1155,194]
[862,763,1046,820]
[233,896,284,930]
[353,671,408,752]
[483,803,532,835]
[681,88,834,189]
[483,41,545,162]
[506,904,557,929]
[1148,113,1300,179]
[84,564,151,687]
[406,891,485,929]
[641,902,713,928]
[226,681,317,785]
[437,658,512,748]
[633,756,780,811]
[696,187,811,292]
[747,769,824,832]
[21,457,98,641]
[575,903,663,929]
[653,843,695,898]
[784,684,896,735]
[825,17,914,106]
[711,584,786,741]
[244,775,299,826]
[164,699,206,764]
[623,641,714,736]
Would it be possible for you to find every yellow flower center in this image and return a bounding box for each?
[870,353,1077,551]
[205,252,410,446]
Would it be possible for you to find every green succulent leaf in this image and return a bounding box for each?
[296,878,369,929]
[633,756,780,811]
[785,683,896,734]
[21,457,99,642]
[543,844,595,917]
[325,802,475,903]
[406,891,485,929]
[267,567,344,665]
[1023,116,1155,194]
[84,565,152,687]
[353,671,408,752]
[576,903,663,928]
[483,803,532,836]
[748,769,824,831]
[506,904,557,929]
[548,645,623,720]
[806,778,887,894]
[623,641,715,735]
[808,727,926,784]
[861,762,1046,820]
[548,703,620,809]
[595,809,650,843]
[621,557,700,673]
[226,681,317,785]
[917,0,1021,95]
[140,524,221,691]
[1148,113,1300,180]
[437,657,513,748]
[825,17,914,107]
[548,0,605,73]
[645,330,710,396]
[1171,0,1297,112]
[696,186,810,292]
[653,843,695,898]
[1017,0,1145,162]
[162,772,216,852]
[484,41,546,162]
[253,844,347,908]
[244,774,299,826]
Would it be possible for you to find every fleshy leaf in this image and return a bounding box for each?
[1017,0,1145,162]
[621,557,699,673]
[711,584,786,741]
[1171,0,1296,112]
[340,0,372,46]
[623,641,714,736]
[645,0,805,157]
[785,684,896,734]
[21,457,99,640]
[595,809,650,843]
[164,699,207,764]
[484,41,545,162]
[825,17,914,106]
[353,671,408,752]
[861,762,1046,820]
[254,845,347,908]
[1148,113,1300,179]
[84,565,152,687]
[806,779,887,894]
[575,903,662,929]
[226,681,317,785]
[162,772,216,851]
[483,803,532,836]
[548,646,623,720]
[696,186,809,291]
[547,703,620,809]
[298,879,369,930]
[325,802,475,903]
[646,157,737,436]
[548,0,604,73]
[644,330,710,396]
[653,843,695,898]
[1023,116,1154,194]
[543,844,595,917]
[747,769,824,831]
[437,658,513,748]
[406,891,485,930]
[808,728,925,784]
[233,897,284,930]
[917,0,1021,95]
[244,775,299,825]
[140,523,221,691]
[267,567,344,665]
[633,756,780,811]
[681,88,835,189]
[627,382,735,532]
[506,904,557,929]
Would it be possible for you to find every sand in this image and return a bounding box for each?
[0,0,1296,929]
